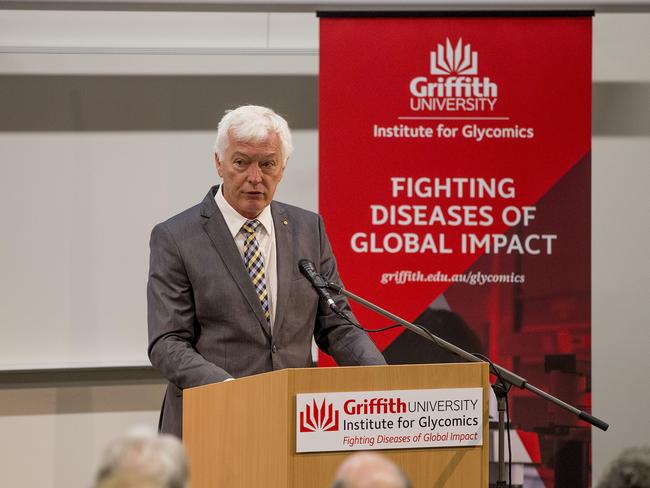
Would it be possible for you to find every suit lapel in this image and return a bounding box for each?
[271,202,293,336]
[200,186,272,339]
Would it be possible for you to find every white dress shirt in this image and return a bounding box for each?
[215,186,278,331]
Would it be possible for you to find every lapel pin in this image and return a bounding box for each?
[283,219,288,225]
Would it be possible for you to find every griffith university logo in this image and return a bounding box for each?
[299,398,340,433]
[409,38,498,112]
[300,399,339,432]
[430,37,478,75]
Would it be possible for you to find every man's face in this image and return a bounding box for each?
[216,131,285,219]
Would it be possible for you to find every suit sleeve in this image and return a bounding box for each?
[312,216,387,366]
[147,223,232,388]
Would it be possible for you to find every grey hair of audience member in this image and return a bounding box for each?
[596,446,650,488]
[331,452,412,488]
[213,105,294,167]
[94,426,188,488]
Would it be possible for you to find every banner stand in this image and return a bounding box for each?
[320,11,594,486]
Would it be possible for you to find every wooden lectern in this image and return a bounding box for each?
[184,363,489,487]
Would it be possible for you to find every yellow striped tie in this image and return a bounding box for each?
[241,220,270,323]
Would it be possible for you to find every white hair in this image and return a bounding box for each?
[213,105,293,166]
[94,426,188,488]
[597,446,650,488]
[332,452,411,488]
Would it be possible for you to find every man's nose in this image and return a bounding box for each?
[246,164,263,184]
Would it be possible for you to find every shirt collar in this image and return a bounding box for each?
[215,184,273,238]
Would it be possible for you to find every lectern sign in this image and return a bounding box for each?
[296,387,482,453]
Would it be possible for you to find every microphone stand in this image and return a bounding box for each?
[325,281,608,487]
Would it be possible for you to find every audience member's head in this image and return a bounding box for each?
[94,426,188,488]
[331,452,411,488]
[597,446,650,488]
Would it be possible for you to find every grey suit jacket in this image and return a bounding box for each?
[147,186,386,437]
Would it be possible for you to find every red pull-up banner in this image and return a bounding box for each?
[319,13,592,487]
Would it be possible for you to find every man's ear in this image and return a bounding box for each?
[215,153,223,177]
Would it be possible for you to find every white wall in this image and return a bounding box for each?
[592,14,650,480]
[0,9,648,488]
[0,130,317,370]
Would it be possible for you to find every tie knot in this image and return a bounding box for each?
[241,219,261,236]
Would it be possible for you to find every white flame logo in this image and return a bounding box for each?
[430,38,478,75]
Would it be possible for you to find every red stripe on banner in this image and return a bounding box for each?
[518,429,542,464]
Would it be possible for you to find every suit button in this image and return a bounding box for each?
[272,345,277,354]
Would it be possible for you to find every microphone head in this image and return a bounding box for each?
[298,259,328,288]
[298,259,316,275]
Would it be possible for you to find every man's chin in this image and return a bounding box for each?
[240,204,266,219]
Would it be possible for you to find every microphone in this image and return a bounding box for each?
[298,259,342,314]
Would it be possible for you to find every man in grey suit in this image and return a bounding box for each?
[148,105,386,438]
